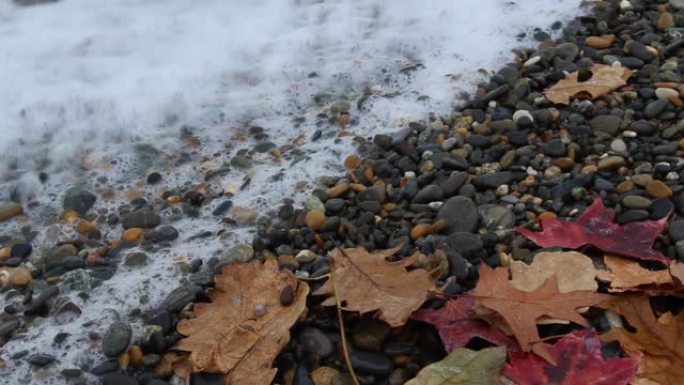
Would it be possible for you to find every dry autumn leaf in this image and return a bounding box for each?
[509,251,598,293]
[405,346,507,385]
[314,247,437,327]
[473,264,610,362]
[174,259,309,385]
[545,64,633,104]
[597,255,675,292]
[601,295,684,385]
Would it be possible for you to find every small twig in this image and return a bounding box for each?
[330,261,361,385]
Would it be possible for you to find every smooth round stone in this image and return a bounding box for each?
[10,243,31,259]
[351,320,391,351]
[543,139,566,157]
[650,198,674,220]
[212,200,233,216]
[28,354,55,367]
[618,210,650,224]
[622,195,653,210]
[63,187,97,215]
[124,252,148,267]
[437,196,479,234]
[102,322,132,358]
[631,174,653,187]
[60,368,83,378]
[669,220,684,242]
[230,155,252,169]
[299,327,333,357]
[0,320,20,337]
[147,226,179,242]
[590,115,622,136]
[121,208,161,229]
[644,98,669,118]
[598,156,625,171]
[325,198,345,214]
[474,172,514,188]
[465,134,490,148]
[350,351,394,375]
[670,0,684,11]
[646,180,673,199]
[478,204,515,229]
[610,139,627,153]
[62,256,86,271]
[146,172,162,184]
[413,184,444,204]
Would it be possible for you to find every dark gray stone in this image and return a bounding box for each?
[122,208,161,229]
[102,322,132,358]
[159,285,201,312]
[299,327,333,357]
[437,196,479,234]
[63,187,97,215]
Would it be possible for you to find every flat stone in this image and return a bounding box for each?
[478,204,515,229]
[28,354,55,367]
[0,202,22,222]
[669,220,684,242]
[622,195,652,210]
[122,208,161,229]
[63,187,97,215]
[597,156,625,171]
[437,196,479,234]
[102,322,132,358]
[159,285,201,312]
[590,115,622,136]
[147,226,179,242]
[299,327,333,357]
[474,172,514,188]
[413,184,444,204]
[350,351,394,375]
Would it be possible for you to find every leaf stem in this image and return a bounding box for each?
[330,256,361,385]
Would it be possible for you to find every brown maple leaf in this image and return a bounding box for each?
[473,264,610,362]
[174,259,309,385]
[601,295,684,385]
[314,247,437,327]
[545,64,633,104]
[509,251,599,293]
[596,255,682,297]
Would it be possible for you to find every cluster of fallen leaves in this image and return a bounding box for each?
[169,198,682,385]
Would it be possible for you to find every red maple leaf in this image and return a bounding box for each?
[516,197,670,264]
[503,329,638,385]
[411,296,519,352]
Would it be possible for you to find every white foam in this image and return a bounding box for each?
[0,0,584,383]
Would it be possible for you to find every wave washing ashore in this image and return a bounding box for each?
[16,0,684,384]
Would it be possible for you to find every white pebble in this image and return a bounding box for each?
[610,139,627,153]
[513,109,534,124]
[496,184,509,196]
[667,172,680,181]
[255,304,267,317]
[622,130,637,138]
[523,56,541,67]
[619,0,633,12]
[526,167,539,176]
[488,100,498,108]
[421,150,434,160]
[569,208,580,216]
[605,310,623,327]
[655,87,679,100]
[404,171,416,178]
[428,202,443,210]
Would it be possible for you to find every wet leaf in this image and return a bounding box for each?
[473,264,609,362]
[509,251,598,293]
[174,259,309,385]
[405,346,507,385]
[545,64,633,104]
[503,329,638,385]
[412,296,519,352]
[315,247,436,327]
[596,255,682,296]
[517,197,670,265]
[601,295,684,385]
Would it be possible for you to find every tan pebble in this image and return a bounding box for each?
[393,354,413,367]
[538,212,557,221]
[646,180,672,199]
[498,252,511,267]
[0,247,10,261]
[631,174,653,187]
[167,195,182,204]
[419,160,434,174]
[128,345,143,366]
[282,369,295,385]
[581,165,598,174]
[0,202,23,222]
[76,219,97,234]
[126,189,141,202]
[343,155,362,169]
[349,183,366,192]
[455,127,469,136]
[122,228,144,242]
[9,267,32,287]
[305,210,326,231]
[410,223,434,240]
[597,156,625,171]
[277,254,299,268]
[658,12,675,31]
[311,366,340,385]
[336,113,350,127]
[61,210,79,224]
[617,180,635,194]
[679,138,684,151]
[585,34,615,49]
[118,352,130,371]
[553,157,575,171]
[327,183,350,198]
